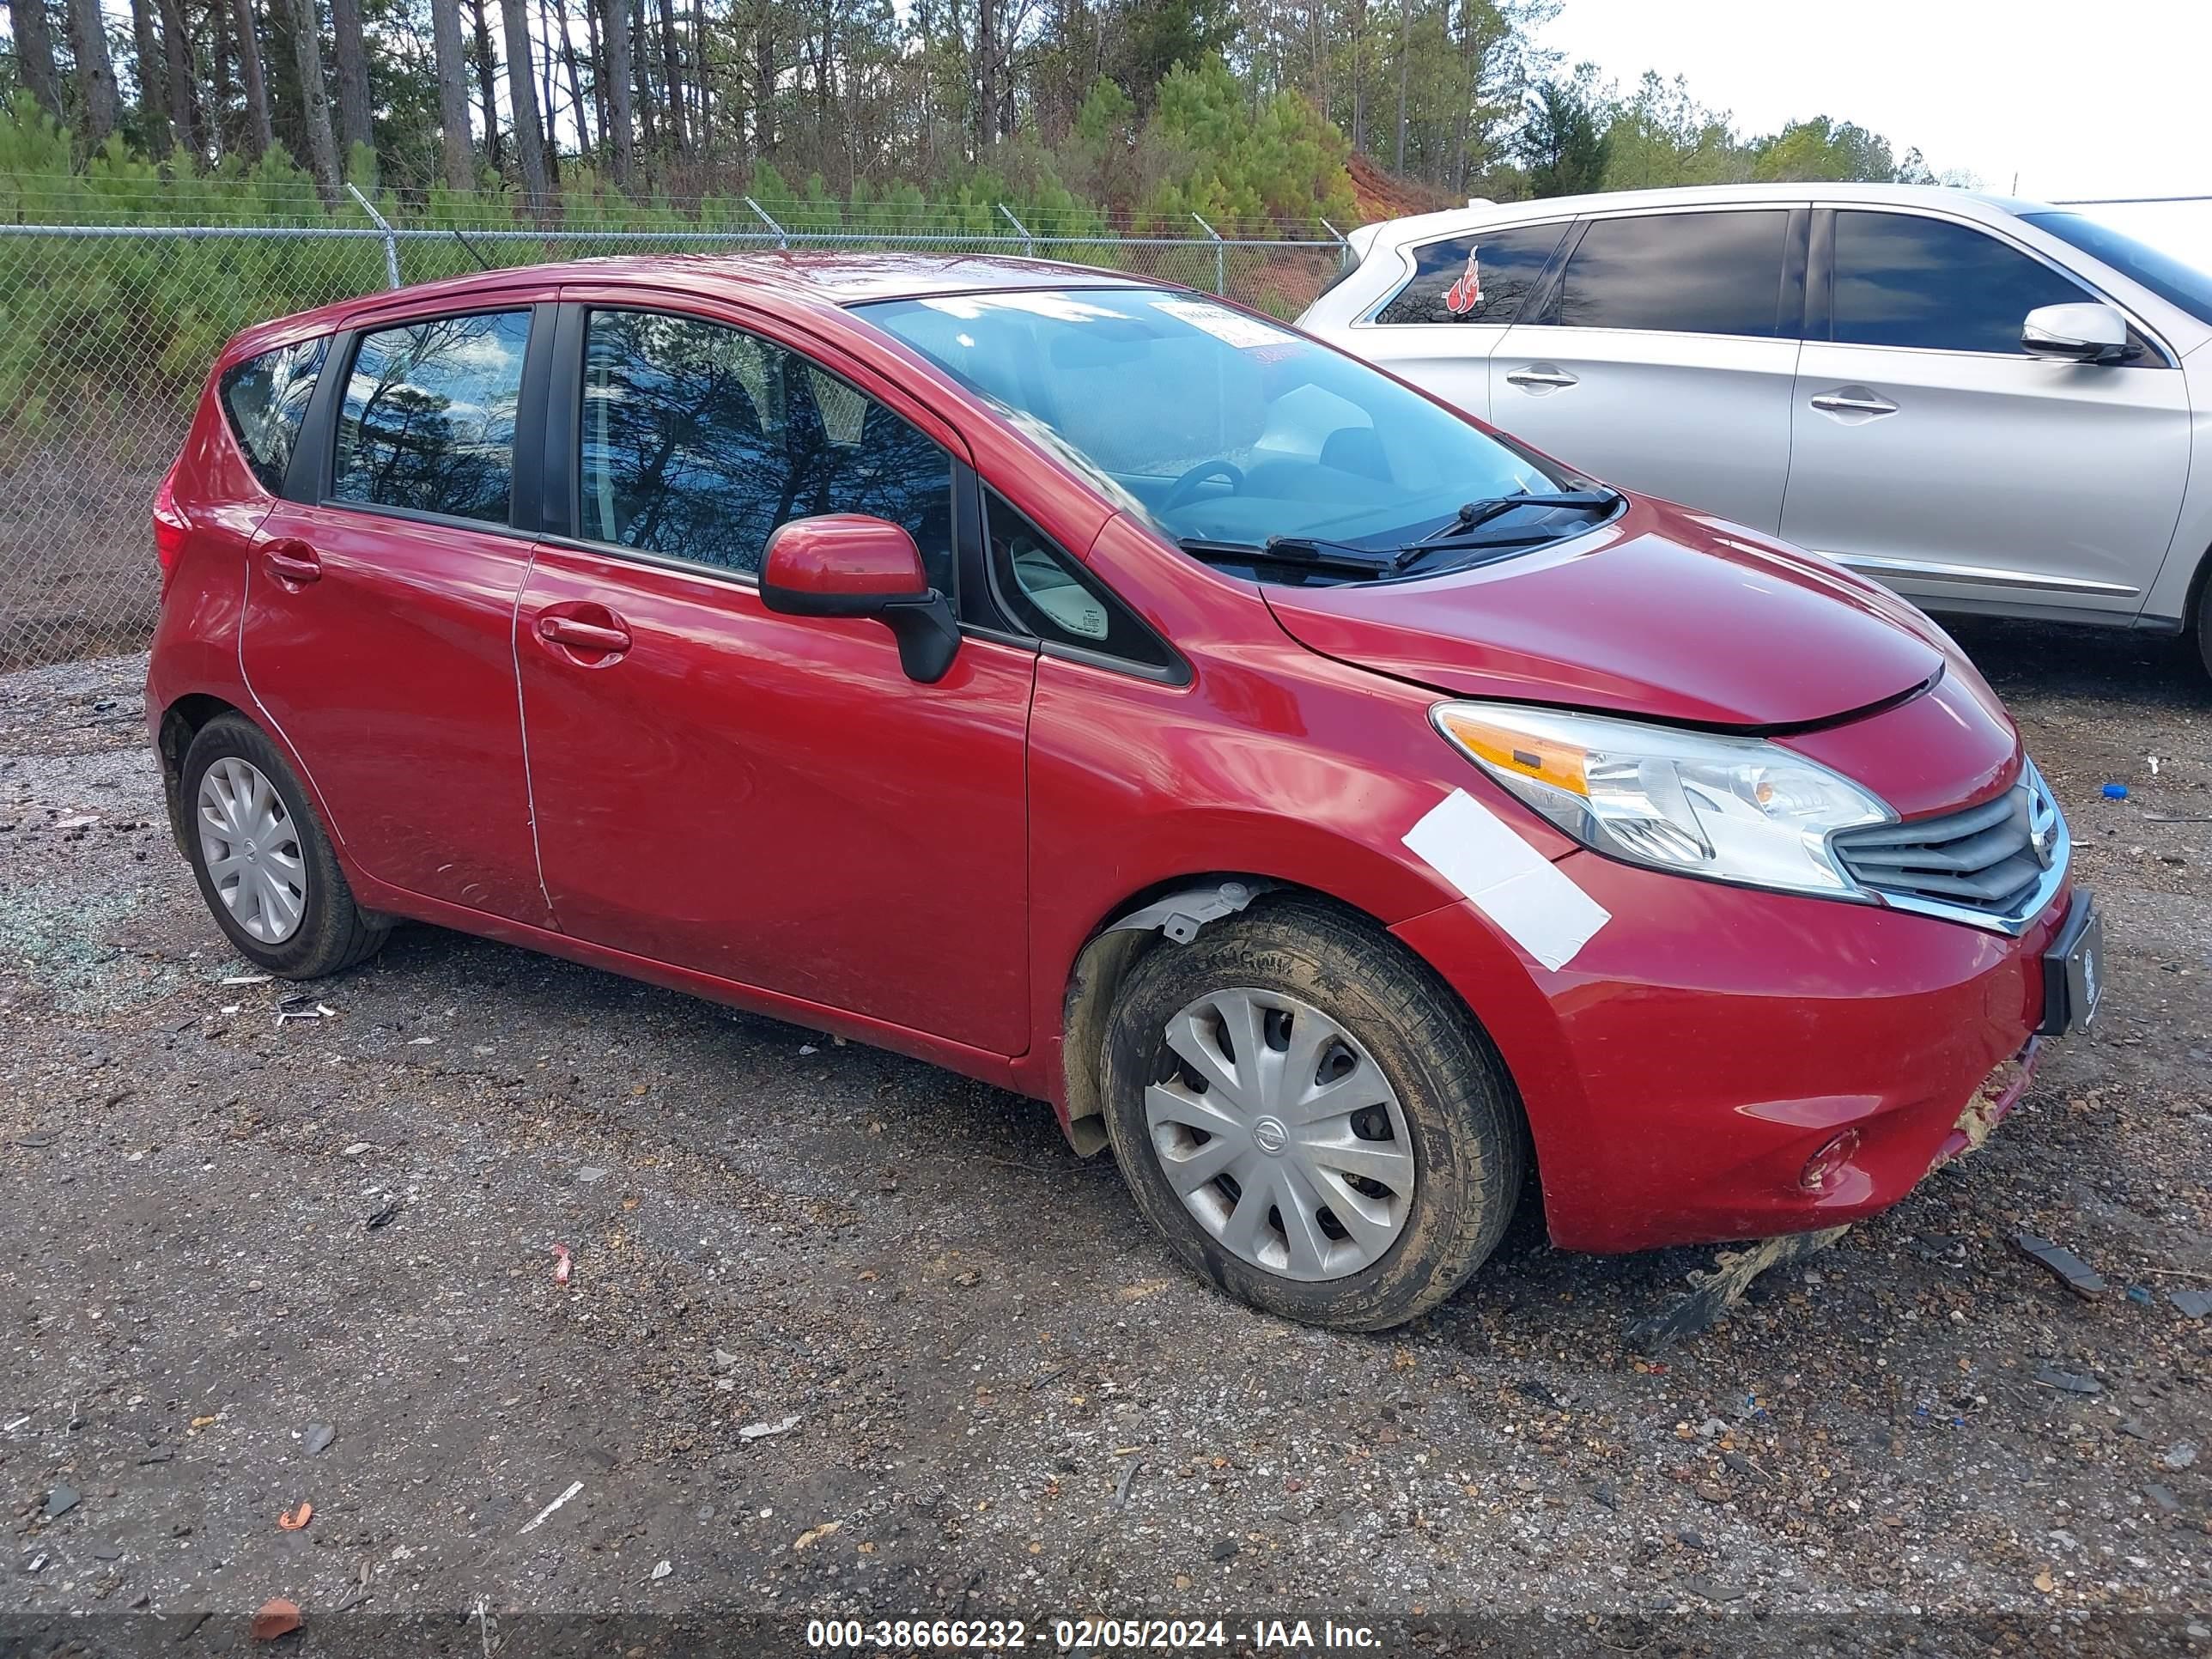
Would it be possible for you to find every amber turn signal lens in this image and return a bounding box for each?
[1434,710,1591,798]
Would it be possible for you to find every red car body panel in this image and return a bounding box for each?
[1262,496,1944,727]
[147,252,2075,1267]
[240,499,548,924]
[516,539,1037,1054]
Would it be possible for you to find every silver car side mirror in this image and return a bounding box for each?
[2022,301,2132,364]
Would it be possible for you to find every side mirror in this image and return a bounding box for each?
[2022,301,2133,364]
[759,514,960,684]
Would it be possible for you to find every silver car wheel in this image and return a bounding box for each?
[1145,987,1414,1282]
[196,756,307,945]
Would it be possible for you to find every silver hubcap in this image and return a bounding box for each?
[1145,988,1414,1282]
[196,756,307,945]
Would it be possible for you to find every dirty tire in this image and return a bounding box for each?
[1101,896,1525,1331]
[2197,569,2212,682]
[180,714,390,980]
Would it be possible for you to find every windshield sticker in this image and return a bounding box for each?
[918,292,1127,323]
[1150,298,1300,349]
[1444,247,1483,316]
[1402,788,1609,971]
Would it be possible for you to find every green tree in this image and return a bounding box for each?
[1751,115,1895,183]
[1601,71,1746,191]
[1518,67,1608,198]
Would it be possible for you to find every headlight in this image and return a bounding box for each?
[1432,702,1893,897]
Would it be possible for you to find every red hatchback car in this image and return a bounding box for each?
[148,254,2102,1330]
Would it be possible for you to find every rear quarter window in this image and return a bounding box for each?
[218,337,328,495]
[1376,222,1569,325]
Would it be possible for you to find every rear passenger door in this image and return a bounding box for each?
[1488,206,1805,531]
[240,298,554,925]
[1341,220,1573,421]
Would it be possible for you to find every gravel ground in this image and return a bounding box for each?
[2,623,2209,1658]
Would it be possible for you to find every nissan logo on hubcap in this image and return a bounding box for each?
[1252,1116,1289,1157]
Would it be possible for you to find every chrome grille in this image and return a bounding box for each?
[1832,763,2064,931]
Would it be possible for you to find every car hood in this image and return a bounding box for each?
[1262,496,1943,728]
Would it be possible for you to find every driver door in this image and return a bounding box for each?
[1780,207,2190,615]
[515,295,1037,1054]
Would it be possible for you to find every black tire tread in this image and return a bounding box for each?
[180,714,390,980]
[1099,893,1525,1332]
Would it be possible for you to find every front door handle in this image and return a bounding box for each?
[1504,365,1579,390]
[537,612,632,655]
[1809,388,1899,416]
[262,541,321,587]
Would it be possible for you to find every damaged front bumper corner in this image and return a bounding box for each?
[1628,1038,2045,1352]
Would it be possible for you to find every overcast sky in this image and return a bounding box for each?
[1535,0,2212,204]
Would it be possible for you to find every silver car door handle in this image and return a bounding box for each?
[1808,390,1899,416]
[1504,366,1579,389]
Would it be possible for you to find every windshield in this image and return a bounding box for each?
[860,287,1559,555]
[2020,212,2212,326]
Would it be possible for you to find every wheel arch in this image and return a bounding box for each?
[1054,872,1536,1180]
[156,692,244,855]
[2186,535,2212,673]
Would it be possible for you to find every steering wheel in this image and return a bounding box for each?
[1162,460,1245,512]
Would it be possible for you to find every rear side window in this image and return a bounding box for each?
[579,308,956,589]
[1375,222,1568,325]
[332,311,532,524]
[1555,210,1790,337]
[1832,211,2088,354]
[218,337,327,495]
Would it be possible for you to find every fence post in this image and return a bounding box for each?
[1320,217,1352,271]
[345,182,401,290]
[1191,212,1225,296]
[745,196,789,250]
[997,204,1035,258]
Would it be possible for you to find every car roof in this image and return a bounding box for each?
[224,250,1155,364]
[1358,182,2048,247]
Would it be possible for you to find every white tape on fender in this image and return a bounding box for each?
[1402,788,1610,972]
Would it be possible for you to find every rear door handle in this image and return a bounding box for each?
[1504,365,1579,390]
[537,612,632,654]
[262,542,321,586]
[1809,389,1899,416]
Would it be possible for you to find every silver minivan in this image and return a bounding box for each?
[1298,183,2212,674]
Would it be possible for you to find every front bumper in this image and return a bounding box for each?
[1392,856,2071,1255]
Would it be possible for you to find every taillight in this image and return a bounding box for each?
[152,465,189,582]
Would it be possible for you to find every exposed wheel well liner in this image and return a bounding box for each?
[156,693,242,854]
[1057,875,1533,1180]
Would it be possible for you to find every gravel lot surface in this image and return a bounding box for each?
[2,623,2209,1657]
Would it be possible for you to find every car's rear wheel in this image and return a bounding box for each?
[181,714,389,979]
[1099,896,1524,1331]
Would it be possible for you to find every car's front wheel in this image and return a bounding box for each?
[180,714,390,980]
[2197,568,2212,682]
[1099,896,1525,1331]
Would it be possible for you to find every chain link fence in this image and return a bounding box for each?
[0,210,1350,671]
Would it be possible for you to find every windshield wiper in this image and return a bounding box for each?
[1176,535,1401,575]
[1176,487,1623,580]
[1404,488,1622,550]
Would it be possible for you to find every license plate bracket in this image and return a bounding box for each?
[2039,890,2103,1036]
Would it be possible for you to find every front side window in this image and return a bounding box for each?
[219,337,327,495]
[332,311,531,524]
[1832,212,2087,354]
[862,288,1555,559]
[1555,210,1790,337]
[1375,222,1569,325]
[580,309,955,588]
[2020,211,2212,326]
